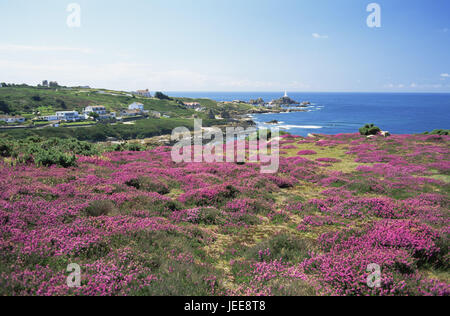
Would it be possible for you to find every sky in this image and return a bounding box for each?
[0,0,449,92]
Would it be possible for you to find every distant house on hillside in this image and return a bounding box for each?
[128,102,144,111]
[0,115,25,124]
[84,106,116,120]
[184,102,201,109]
[149,111,161,118]
[120,109,143,117]
[55,111,80,122]
[85,106,107,115]
[39,115,59,122]
[133,89,152,98]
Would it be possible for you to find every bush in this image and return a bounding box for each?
[197,208,224,225]
[0,137,98,167]
[125,177,169,195]
[424,129,450,136]
[0,140,12,157]
[247,128,272,141]
[84,200,115,217]
[359,124,381,136]
[154,92,171,100]
[126,142,145,152]
[33,149,77,168]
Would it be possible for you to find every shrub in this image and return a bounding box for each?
[197,208,224,225]
[0,141,12,157]
[125,177,169,195]
[154,92,171,100]
[359,124,381,136]
[246,129,272,141]
[84,200,115,217]
[126,142,145,152]
[424,129,450,136]
[33,149,77,168]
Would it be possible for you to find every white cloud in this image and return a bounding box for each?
[0,44,93,54]
[441,73,449,78]
[0,59,310,91]
[312,33,328,39]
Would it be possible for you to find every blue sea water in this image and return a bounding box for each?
[168,92,450,137]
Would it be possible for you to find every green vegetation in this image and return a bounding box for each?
[0,86,256,141]
[247,233,313,262]
[359,123,381,136]
[424,129,450,135]
[0,118,220,142]
[154,92,172,100]
[0,137,98,167]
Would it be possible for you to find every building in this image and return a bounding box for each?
[120,109,143,117]
[184,102,202,109]
[149,111,161,118]
[55,111,80,122]
[84,106,116,120]
[134,89,152,98]
[84,106,107,115]
[0,115,25,124]
[128,102,144,111]
[38,115,59,121]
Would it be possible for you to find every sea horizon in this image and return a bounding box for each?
[168,91,450,137]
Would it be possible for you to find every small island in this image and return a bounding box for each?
[268,92,300,106]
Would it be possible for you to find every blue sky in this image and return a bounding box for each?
[0,0,449,92]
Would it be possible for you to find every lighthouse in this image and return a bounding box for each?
[284,91,288,98]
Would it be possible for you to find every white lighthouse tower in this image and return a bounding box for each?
[284,91,288,98]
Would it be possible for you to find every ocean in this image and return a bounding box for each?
[168,92,450,136]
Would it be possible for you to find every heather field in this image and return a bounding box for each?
[0,133,449,296]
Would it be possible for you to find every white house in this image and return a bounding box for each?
[120,109,142,117]
[84,106,116,120]
[149,111,161,118]
[134,89,152,98]
[39,115,59,121]
[55,111,80,122]
[128,102,144,111]
[184,102,202,109]
[0,115,25,123]
[84,106,107,115]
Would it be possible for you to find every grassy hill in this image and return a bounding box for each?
[0,86,255,141]
[0,86,252,118]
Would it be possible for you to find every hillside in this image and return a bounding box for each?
[0,86,256,141]
[0,86,254,118]
[0,133,448,296]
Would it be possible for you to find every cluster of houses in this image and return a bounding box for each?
[0,115,26,124]
[36,102,155,123]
